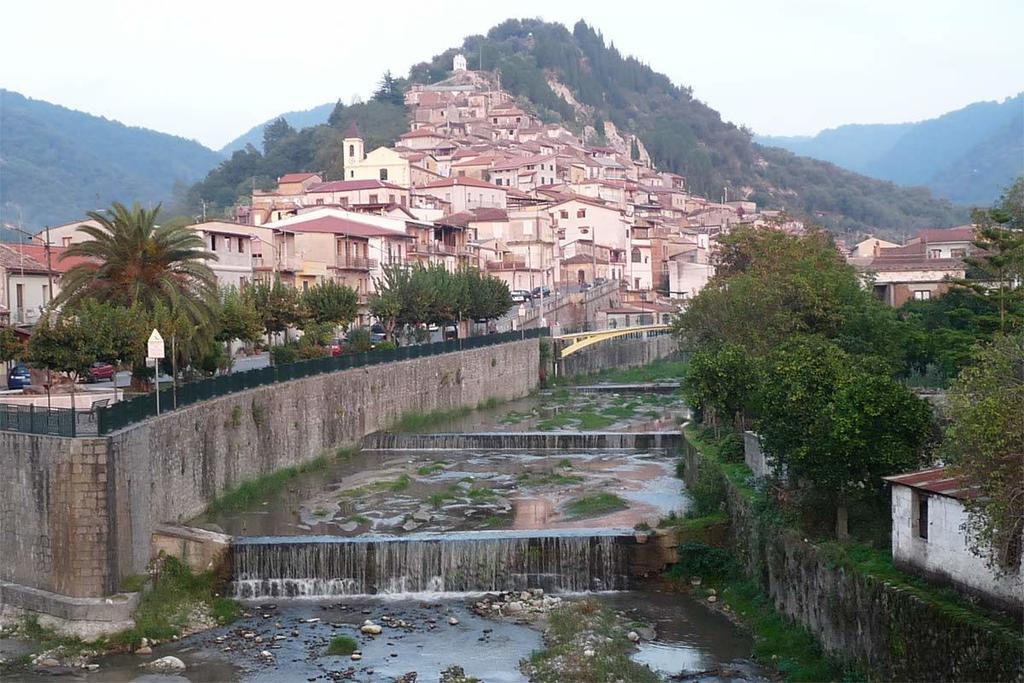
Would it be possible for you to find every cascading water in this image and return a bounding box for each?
[360,431,681,451]
[231,530,632,599]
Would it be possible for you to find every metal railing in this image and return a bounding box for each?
[0,403,99,437]
[90,328,548,436]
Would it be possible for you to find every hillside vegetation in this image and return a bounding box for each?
[187,18,968,239]
[0,89,223,231]
[758,93,1023,206]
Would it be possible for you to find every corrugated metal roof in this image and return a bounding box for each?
[883,467,979,500]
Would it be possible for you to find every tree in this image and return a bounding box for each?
[755,337,933,539]
[262,117,295,152]
[26,313,95,410]
[0,328,24,364]
[945,333,1024,572]
[630,137,641,161]
[963,177,1024,331]
[56,202,218,331]
[215,286,263,345]
[373,71,405,106]
[369,264,411,342]
[301,281,358,327]
[466,269,513,321]
[681,344,757,434]
[244,278,303,347]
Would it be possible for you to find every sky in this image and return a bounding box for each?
[2,0,1021,150]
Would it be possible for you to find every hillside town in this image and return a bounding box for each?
[3,55,990,335]
[1,16,1021,683]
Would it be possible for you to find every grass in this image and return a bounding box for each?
[518,470,584,487]
[206,451,335,515]
[387,474,412,492]
[536,408,614,431]
[113,555,240,648]
[326,635,359,656]
[565,492,627,518]
[417,462,447,476]
[392,406,471,431]
[525,600,659,683]
[467,486,498,501]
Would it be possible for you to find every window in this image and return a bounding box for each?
[368,194,378,203]
[42,285,49,304]
[389,194,396,204]
[913,290,931,301]
[379,168,388,181]
[631,248,641,263]
[929,249,942,258]
[238,237,245,252]
[492,118,498,124]
[458,170,466,177]
[348,144,355,157]
[916,491,929,540]
[560,210,569,219]
[315,198,324,205]
[62,236,72,247]
[951,248,966,258]
[576,208,586,218]
[210,235,217,251]
[349,170,355,178]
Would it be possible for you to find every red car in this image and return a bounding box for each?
[87,362,116,382]
[328,339,345,357]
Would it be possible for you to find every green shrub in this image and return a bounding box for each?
[718,432,745,463]
[270,344,299,365]
[669,541,736,580]
[326,635,358,656]
[375,340,397,351]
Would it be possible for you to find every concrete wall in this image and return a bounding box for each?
[1,339,539,601]
[558,332,677,378]
[891,485,1023,612]
[743,430,774,480]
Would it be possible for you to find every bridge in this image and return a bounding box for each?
[552,324,673,358]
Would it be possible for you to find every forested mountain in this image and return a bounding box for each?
[757,93,1023,206]
[218,102,336,155]
[0,89,223,230]
[190,18,969,239]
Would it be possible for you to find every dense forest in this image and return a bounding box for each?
[185,18,969,239]
[0,89,222,233]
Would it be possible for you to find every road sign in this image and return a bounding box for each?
[147,329,165,359]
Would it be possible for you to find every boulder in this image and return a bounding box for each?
[141,656,186,674]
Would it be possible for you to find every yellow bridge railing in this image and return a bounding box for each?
[552,324,673,358]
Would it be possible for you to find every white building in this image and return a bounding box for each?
[884,467,1023,613]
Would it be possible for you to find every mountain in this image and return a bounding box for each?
[193,18,968,240]
[218,102,336,155]
[756,94,1024,205]
[0,89,223,231]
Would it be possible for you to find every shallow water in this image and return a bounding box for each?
[196,448,689,538]
[46,588,763,682]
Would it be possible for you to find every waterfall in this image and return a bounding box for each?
[231,530,632,599]
[360,431,681,451]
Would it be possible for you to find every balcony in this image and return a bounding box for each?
[486,258,527,270]
[335,255,378,271]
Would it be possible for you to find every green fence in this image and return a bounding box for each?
[0,403,82,437]
[92,328,547,435]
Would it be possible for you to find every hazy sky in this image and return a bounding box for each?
[3,0,1021,149]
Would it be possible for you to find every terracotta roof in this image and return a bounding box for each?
[274,215,410,239]
[309,180,406,193]
[3,243,91,272]
[343,121,360,138]
[278,172,320,184]
[918,226,975,243]
[883,467,979,500]
[0,243,51,273]
[443,208,509,226]
[419,177,506,191]
[400,128,444,139]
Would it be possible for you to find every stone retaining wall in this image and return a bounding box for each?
[681,431,1024,681]
[557,332,677,377]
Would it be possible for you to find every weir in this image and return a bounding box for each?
[360,431,681,451]
[230,530,633,599]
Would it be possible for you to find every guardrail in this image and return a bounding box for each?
[91,328,548,436]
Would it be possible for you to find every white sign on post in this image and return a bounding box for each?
[147,329,165,360]
[148,329,164,415]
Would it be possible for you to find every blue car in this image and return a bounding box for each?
[7,364,31,390]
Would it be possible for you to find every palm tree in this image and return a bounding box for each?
[56,202,218,328]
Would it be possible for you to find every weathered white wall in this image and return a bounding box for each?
[743,431,774,480]
[891,485,1023,611]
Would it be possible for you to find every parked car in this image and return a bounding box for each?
[510,290,531,303]
[443,325,459,341]
[370,324,387,343]
[531,286,552,299]
[86,362,115,383]
[7,364,31,390]
[328,339,345,356]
